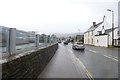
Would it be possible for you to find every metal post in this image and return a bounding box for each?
[49,37,51,45]
[7,28,16,56]
[118,2,120,46]
[107,9,114,46]
[53,37,55,43]
[44,36,47,46]
[112,11,114,46]
[107,34,110,47]
[35,34,39,48]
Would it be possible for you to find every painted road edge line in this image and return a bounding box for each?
[68,49,94,80]
[76,58,94,80]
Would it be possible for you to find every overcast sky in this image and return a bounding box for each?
[0,0,119,34]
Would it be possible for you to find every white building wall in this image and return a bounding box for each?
[84,33,87,44]
[95,35,108,47]
[108,28,118,45]
[91,31,95,45]
[94,28,118,47]
[84,31,95,45]
[84,32,88,44]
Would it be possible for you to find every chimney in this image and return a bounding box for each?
[103,15,106,22]
[93,22,96,26]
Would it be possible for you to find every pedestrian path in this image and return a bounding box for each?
[38,44,89,78]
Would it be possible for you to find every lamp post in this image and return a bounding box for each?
[107,9,114,46]
[78,29,81,42]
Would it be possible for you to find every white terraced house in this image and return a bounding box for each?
[84,16,119,47]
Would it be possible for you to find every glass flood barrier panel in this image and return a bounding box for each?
[39,34,47,47]
[16,30,36,52]
[0,26,9,53]
[39,35,45,47]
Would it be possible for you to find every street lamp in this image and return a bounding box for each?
[77,29,81,41]
[107,9,114,46]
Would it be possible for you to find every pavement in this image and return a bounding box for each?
[38,43,119,78]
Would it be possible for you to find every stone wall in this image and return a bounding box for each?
[2,43,58,80]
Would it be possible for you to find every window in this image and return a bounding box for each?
[97,39,99,43]
[88,39,89,44]
[91,38,93,44]
[97,31,102,35]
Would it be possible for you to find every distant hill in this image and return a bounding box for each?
[53,32,83,38]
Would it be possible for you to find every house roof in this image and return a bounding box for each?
[95,27,118,36]
[105,27,118,34]
[95,34,108,36]
[84,22,103,33]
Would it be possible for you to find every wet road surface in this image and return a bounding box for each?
[38,43,119,78]
[38,44,91,78]
[67,43,119,78]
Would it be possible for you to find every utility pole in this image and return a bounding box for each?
[107,9,114,46]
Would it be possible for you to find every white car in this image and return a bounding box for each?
[72,42,85,50]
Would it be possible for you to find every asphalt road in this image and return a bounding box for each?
[66,43,119,78]
[39,43,119,78]
[39,43,89,78]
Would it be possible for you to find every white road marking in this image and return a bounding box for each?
[76,58,94,80]
[68,49,94,80]
[108,55,118,59]
[103,55,118,62]
[88,49,119,62]
[89,49,97,53]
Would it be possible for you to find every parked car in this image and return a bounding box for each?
[72,42,85,50]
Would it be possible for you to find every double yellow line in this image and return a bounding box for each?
[77,58,94,80]
[67,48,94,80]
